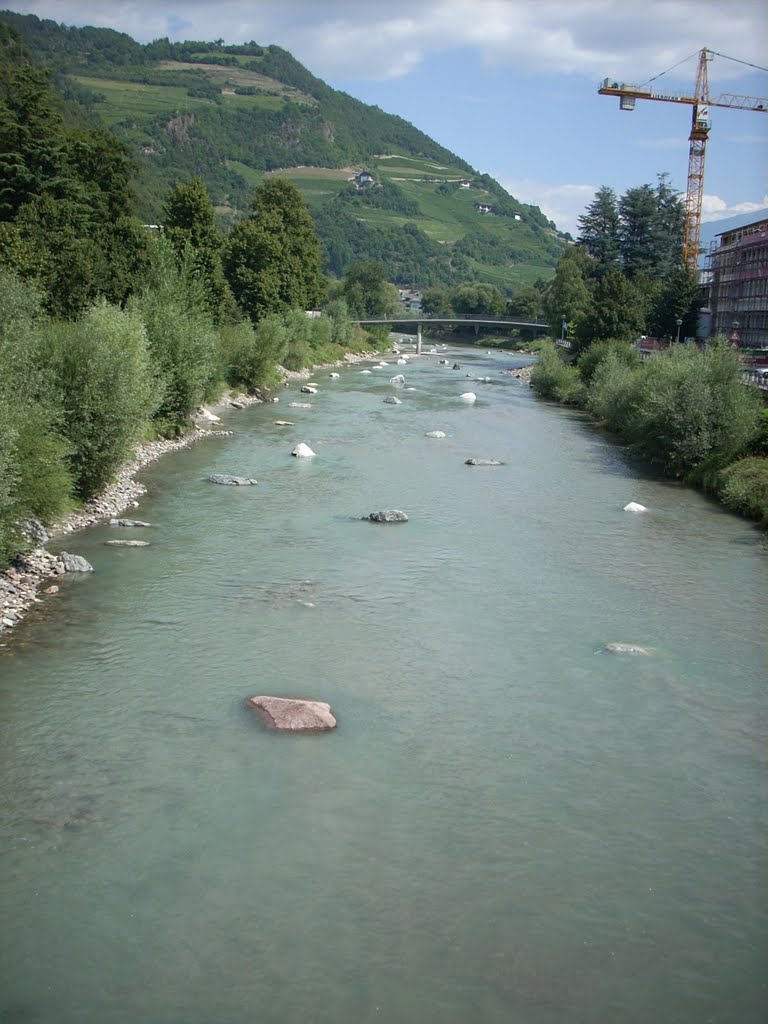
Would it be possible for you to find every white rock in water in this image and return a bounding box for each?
[602,642,654,656]
[383,396,402,404]
[288,402,312,409]
[623,502,647,513]
[425,430,446,438]
[397,358,407,365]
[378,361,389,366]
[197,407,220,422]
[292,442,316,457]
[360,369,372,374]
[59,552,94,573]
[105,539,151,547]
[458,392,477,404]
[273,420,294,426]
[329,372,340,378]
[300,385,317,394]
[389,374,405,384]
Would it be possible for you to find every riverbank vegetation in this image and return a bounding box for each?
[531,339,768,532]
[532,177,768,535]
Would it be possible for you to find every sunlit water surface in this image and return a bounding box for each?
[1,345,766,1024]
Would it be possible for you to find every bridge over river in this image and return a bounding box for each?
[353,313,549,353]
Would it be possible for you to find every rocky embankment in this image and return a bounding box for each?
[0,396,257,641]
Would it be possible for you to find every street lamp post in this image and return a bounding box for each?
[675,318,683,344]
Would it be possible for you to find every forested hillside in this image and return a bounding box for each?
[0,9,565,291]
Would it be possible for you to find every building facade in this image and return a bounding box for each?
[706,217,768,349]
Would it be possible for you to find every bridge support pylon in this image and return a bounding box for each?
[416,323,422,355]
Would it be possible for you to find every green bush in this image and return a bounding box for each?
[39,301,156,497]
[220,316,287,392]
[530,341,585,404]
[718,457,768,526]
[129,240,219,432]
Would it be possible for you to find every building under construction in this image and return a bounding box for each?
[706,217,768,350]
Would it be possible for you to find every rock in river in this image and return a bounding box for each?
[383,396,402,404]
[59,552,93,573]
[109,518,151,528]
[602,642,654,656]
[367,510,409,523]
[291,442,316,458]
[207,474,257,486]
[458,392,477,404]
[105,539,151,547]
[425,431,446,438]
[623,502,647,513]
[465,458,504,466]
[245,695,337,732]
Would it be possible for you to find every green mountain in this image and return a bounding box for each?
[0,10,566,291]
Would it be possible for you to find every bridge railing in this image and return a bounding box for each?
[355,312,550,326]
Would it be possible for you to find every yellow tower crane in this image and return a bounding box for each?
[598,48,767,270]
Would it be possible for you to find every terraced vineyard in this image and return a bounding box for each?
[2,9,566,291]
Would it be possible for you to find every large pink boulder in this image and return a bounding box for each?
[245,695,337,732]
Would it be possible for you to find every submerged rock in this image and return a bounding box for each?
[109,518,151,528]
[465,458,504,466]
[104,539,150,547]
[367,510,409,523]
[602,642,654,656]
[383,396,402,405]
[59,552,94,573]
[273,420,294,426]
[288,402,312,409]
[389,374,405,384]
[425,430,446,438]
[623,502,647,513]
[245,695,336,732]
[207,474,257,486]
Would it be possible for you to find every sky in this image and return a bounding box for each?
[6,0,768,236]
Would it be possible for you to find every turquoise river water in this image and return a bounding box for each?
[0,343,766,1024]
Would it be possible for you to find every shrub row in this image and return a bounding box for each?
[0,253,369,565]
[530,339,768,530]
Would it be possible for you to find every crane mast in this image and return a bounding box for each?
[598,48,768,271]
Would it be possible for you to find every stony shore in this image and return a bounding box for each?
[0,394,259,641]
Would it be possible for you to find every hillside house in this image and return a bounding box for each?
[474,202,493,214]
[458,179,471,188]
[355,170,375,187]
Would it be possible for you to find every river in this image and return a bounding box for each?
[1,343,766,1024]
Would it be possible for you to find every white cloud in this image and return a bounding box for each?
[701,193,768,222]
[11,1,768,83]
[494,176,597,235]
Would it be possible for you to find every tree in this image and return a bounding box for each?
[129,237,218,434]
[450,282,505,317]
[163,177,231,320]
[577,186,620,272]
[575,269,645,350]
[38,301,156,498]
[341,260,400,318]
[506,286,541,319]
[421,286,452,316]
[543,247,592,340]
[646,266,699,341]
[223,177,324,321]
[619,184,661,279]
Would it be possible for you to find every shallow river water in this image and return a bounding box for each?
[1,344,766,1024]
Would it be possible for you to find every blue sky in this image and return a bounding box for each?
[7,0,768,235]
